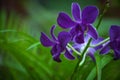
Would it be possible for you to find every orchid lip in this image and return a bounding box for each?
[76,21,82,24]
[55,41,59,44]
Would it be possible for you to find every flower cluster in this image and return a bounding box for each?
[100,25,120,60]
[40,2,120,62]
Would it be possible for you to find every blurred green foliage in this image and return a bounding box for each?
[0,0,120,80]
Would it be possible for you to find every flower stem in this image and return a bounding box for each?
[70,58,82,80]
[67,43,81,56]
[96,63,102,80]
[96,0,110,30]
[96,1,110,80]
[81,38,92,56]
[79,51,88,66]
[70,38,92,80]
[90,37,110,48]
[78,38,92,65]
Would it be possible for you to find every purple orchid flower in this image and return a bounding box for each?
[40,25,75,62]
[57,2,99,44]
[100,25,120,60]
[73,35,103,61]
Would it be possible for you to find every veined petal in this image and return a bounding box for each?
[75,33,84,44]
[110,41,120,50]
[51,44,62,62]
[110,41,120,59]
[57,12,75,28]
[70,27,78,38]
[58,31,71,48]
[87,25,98,39]
[72,2,81,21]
[100,42,110,54]
[53,53,61,62]
[109,25,120,41]
[82,6,99,24]
[40,32,54,47]
[87,48,96,61]
[64,49,75,60]
[114,50,120,60]
[84,34,90,42]
[70,24,82,38]
[50,25,57,41]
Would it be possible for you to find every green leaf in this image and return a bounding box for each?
[86,54,113,80]
[95,53,102,80]
[0,29,16,33]
[26,42,40,50]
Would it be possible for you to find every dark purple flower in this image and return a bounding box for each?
[73,35,103,61]
[40,25,75,62]
[57,2,99,44]
[100,25,120,60]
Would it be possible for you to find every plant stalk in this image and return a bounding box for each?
[90,37,110,48]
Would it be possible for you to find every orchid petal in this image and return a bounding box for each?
[82,6,99,24]
[64,49,75,60]
[70,27,78,38]
[72,2,81,21]
[70,24,82,38]
[109,25,120,41]
[58,31,71,48]
[100,42,110,54]
[110,41,120,59]
[40,32,54,47]
[57,12,75,28]
[53,53,61,62]
[75,33,84,44]
[50,25,57,41]
[87,25,98,39]
[51,44,62,62]
[110,41,120,50]
[114,50,120,60]
[87,48,96,61]
[84,34,90,42]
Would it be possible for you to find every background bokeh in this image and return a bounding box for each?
[0,0,120,80]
